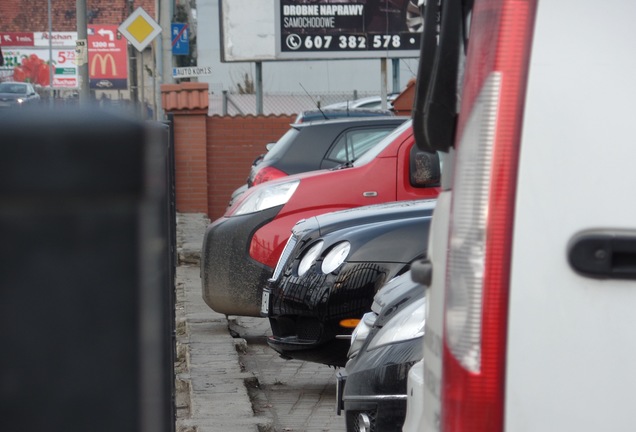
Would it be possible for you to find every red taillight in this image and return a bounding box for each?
[441,0,537,431]
[252,166,288,186]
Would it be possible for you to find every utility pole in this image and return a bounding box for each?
[128,0,139,110]
[157,0,174,120]
[76,0,90,104]
[392,58,400,93]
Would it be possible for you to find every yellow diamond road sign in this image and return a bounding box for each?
[119,7,162,52]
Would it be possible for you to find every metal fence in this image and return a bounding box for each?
[208,89,384,116]
[1,65,387,117]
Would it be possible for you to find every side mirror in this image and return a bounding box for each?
[409,146,441,187]
[266,142,276,151]
[252,154,265,166]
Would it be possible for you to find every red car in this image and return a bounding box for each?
[201,121,440,317]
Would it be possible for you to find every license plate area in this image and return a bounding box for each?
[260,288,270,316]
[335,370,347,415]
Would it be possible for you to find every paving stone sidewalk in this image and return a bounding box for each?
[174,213,345,432]
[175,213,268,432]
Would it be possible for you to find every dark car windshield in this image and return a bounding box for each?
[353,120,412,167]
[0,83,28,94]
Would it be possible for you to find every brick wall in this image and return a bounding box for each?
[163,83,296,219]
[174,114,209,213]
[0,0,155,32]
[206,116,295,220]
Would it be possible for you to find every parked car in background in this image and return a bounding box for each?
[323,94,400,111]
[337,270,425,432]
[0,82,40,108]
[200,121,441,318]
[228,114,404,206]
[247,116,407,187]
[264,199,434,367]
[293,107,394,124]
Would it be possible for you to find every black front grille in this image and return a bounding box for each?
[295,317,322,341]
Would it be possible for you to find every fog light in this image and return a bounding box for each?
[358,413,371,432]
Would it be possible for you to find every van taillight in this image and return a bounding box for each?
[441,0,537,431]
[253,166,287,186]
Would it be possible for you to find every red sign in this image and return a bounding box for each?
[87,25,128,90]
[0,32,35,47]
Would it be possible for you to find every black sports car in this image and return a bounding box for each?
[262,199,434,366]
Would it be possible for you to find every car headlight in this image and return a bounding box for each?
[347,312,377,359]
[321,241,351,274]
[297,240,323,277]
[17,98,24,104]
[233,180,299,216]
[367,297,426,351]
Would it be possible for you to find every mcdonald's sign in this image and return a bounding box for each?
[88,24,128,90]
[91,53,117,76]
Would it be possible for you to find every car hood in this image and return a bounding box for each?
[292,199,436,239]
[370,270,424,327]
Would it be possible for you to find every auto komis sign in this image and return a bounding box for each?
[0,29,128,89]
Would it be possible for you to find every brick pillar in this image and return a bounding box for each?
[161,82,209,214]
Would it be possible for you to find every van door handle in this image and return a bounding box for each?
[568,230,636,279]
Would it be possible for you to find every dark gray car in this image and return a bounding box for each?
[0,82,40,108]
[247,116,408,187]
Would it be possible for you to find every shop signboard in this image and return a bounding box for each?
[87,25,128,90]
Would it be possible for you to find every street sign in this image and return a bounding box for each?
[172,66,212,78]
[171,23,189,56]
[118,7,162,52]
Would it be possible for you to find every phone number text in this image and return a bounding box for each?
[282,33,419,52]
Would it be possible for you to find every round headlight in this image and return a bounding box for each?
[321,241,351,274]
[297,240,323,277]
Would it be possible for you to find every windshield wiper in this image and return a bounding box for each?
[332,161,355,170]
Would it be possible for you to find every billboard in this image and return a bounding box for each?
[87,25,128,90]
[1,29,128,90]
[219,0,422,62]
[277,0,422,59]
[1,48,78,88]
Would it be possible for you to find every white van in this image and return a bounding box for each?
[404,0,636,431]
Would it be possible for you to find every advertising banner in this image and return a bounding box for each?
[33,32,77,47]
[277,0,423,59]
[1,47,78,88]
[0,32,35,47]
[87,25,128,90]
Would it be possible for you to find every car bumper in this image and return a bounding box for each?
[340,336,423,432]
[267,261,405,365]
[200,205,282,317]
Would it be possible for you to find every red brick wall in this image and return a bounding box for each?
[174,114,209,213]
[206,115,295,220]
[0,1,156,32]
